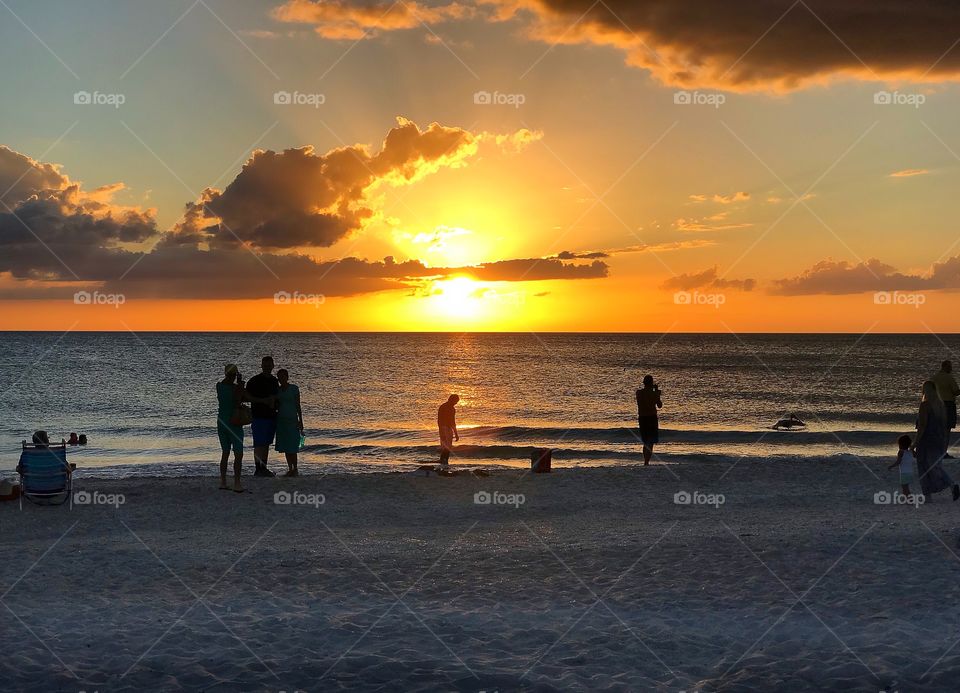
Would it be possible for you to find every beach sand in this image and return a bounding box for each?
[3,458,960,692]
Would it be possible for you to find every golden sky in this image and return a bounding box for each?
[2,0,960,332]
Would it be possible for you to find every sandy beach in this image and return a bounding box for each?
[3,457,960,692]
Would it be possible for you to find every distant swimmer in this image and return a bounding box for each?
[773,413,806,430]
[437,394,460,467]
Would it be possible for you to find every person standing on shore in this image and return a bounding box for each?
[217,364,245,492]
[437,394,460,467]
[636,375,662,465]
[275,368,304,477]
[246,356,280,477]
[914,380,960,502]
[933,360,959,458]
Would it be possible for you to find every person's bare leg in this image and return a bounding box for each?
[254,445,269,473]
[219,451,229,488]
[285,452,298,476]
[233,451,244,492]
[643,445,653,465]
[901,484,910,498]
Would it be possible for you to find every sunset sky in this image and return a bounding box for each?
[3,0,960,331]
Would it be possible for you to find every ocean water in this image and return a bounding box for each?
[0,332,955,477]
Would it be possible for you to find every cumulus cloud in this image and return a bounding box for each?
[770,256,960,295]
[272,0,475,39]
[661,266,755,292]
[0,146,72,207]
[177,117,539,251]
[0,147,157,281]
[178,117,481,250]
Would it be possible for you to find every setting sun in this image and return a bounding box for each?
[428,276,488,320]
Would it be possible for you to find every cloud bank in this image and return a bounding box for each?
[0,121,602,301]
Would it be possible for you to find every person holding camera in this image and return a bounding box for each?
[636,375,663,465]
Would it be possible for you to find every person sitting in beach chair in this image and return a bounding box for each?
[18,435,73,506]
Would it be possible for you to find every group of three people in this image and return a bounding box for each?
[894,360,960,501]
[217,356,303,492]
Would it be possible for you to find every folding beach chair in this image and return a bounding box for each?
[18,442,72,506]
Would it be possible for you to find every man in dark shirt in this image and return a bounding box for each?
[246,356,280,477]
[636,374,663,465]
[437,394,460,467]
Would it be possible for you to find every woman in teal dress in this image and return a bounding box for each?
[217,364,246,492]
[275,368,304,477]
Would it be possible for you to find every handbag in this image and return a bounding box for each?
[231,403,253,427]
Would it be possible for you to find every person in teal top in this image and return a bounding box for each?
[275,368,304,477]
[217,364,246,492]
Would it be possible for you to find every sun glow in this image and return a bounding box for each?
[429,276,487,319]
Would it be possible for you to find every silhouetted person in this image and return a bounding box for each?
[275,368,304,477]
[68,432,79,445]
[915,380,960,502]
[933,360,959,458]
[246,356,279,477]
[437,395,460,467]
[217,364,246,492]
[636,375,662,465]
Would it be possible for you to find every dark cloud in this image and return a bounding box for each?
[466,257,607,281]
[502,0,960,90]
[556,249,609,260]
[0,152,157,281]
[0,127,604,301]
[0,145,70,207]
[182,117,480,250]
[661,266,755,292]
[288,0,960,91]
[770,256,960,295]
